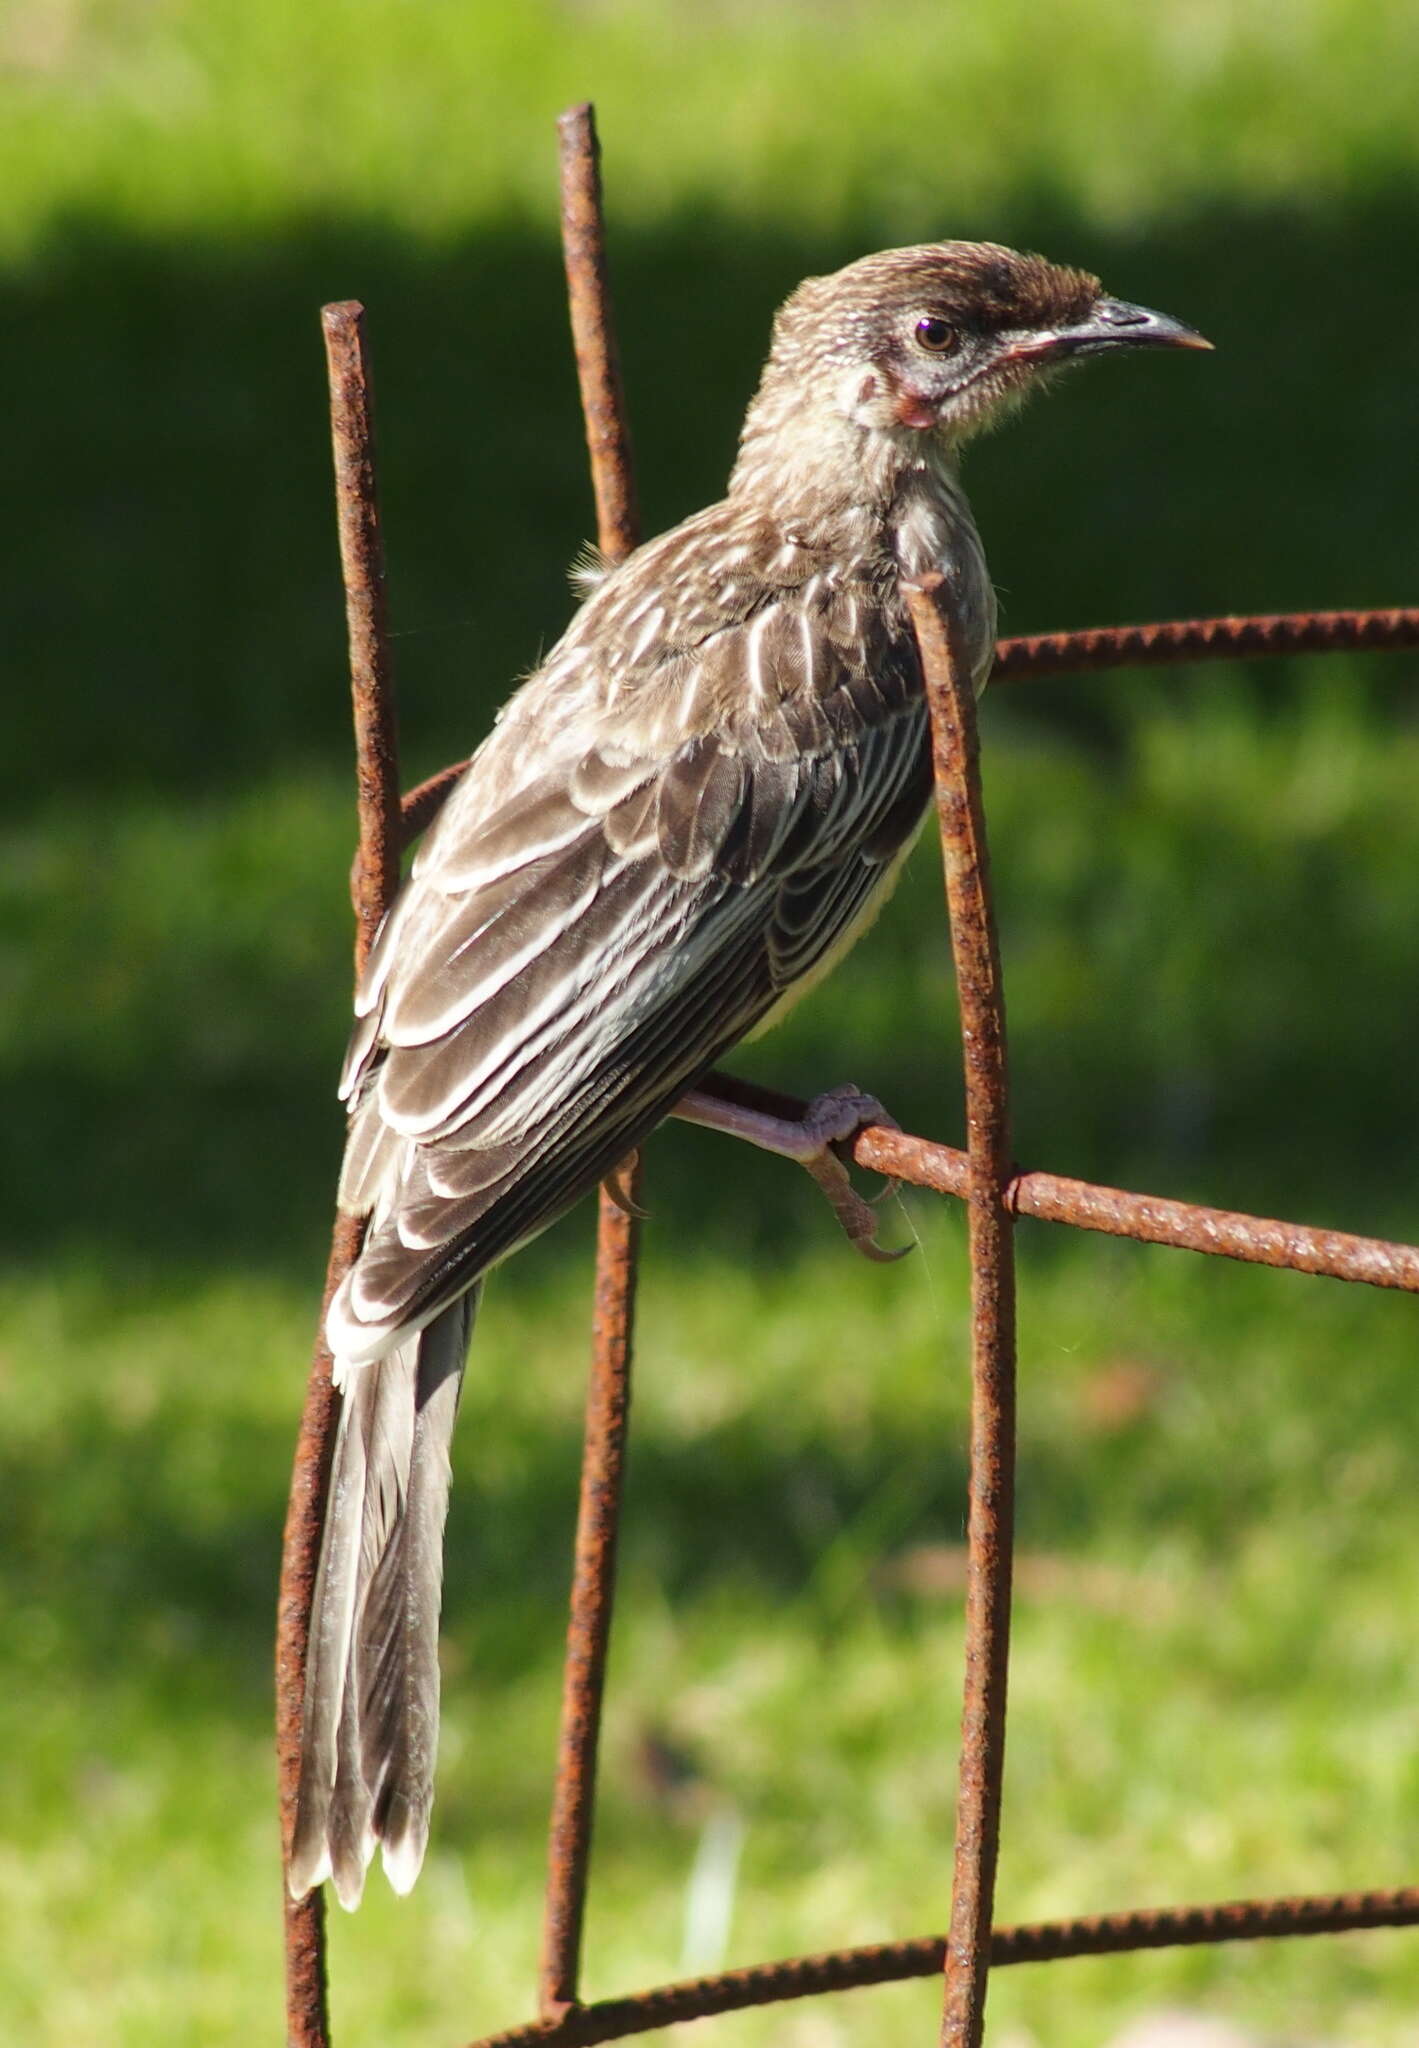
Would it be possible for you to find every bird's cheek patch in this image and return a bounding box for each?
[839,362,890,428]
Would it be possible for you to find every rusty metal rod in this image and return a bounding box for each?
[693,1070,1419,1296]
[556,101,640,570]
[277,1211,361,2048]
[321,302,404,963]
[400,759,468,845]
[995,1157,1419,1290]
[469,1886,1419,2048]
[540,1196,642,2020]
[906,577,1018,2048]
[399,603,1419,852]
[277,300,403,2048]
[992,604,1419,683]
[540,100,645,2023]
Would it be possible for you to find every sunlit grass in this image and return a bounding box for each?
[4,0,1419,258]
[4,1217,1417,2044]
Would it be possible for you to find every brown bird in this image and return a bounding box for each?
[289,239,1208,1907]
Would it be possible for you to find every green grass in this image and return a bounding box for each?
[6,1231,1419,2044]
[3,4,1419,2043]
[4,0,1419,256]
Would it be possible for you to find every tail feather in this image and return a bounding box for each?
[288,1380,372,1899]
[359,1318,464,1890]
[288,1291,476,1908]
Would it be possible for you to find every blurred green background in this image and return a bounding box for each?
[3,4,1418,2043]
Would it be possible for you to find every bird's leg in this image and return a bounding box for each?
[672,1082,909,1264]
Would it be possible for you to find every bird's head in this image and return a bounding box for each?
[732,240,1209,502]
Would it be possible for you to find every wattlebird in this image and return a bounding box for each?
[289,239,1208,1906]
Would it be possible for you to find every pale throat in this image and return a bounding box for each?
[889,452,998,689]
[733,384,965,535]
[729,378,997,682]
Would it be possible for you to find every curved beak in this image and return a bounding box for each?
[1000,298,1213,368]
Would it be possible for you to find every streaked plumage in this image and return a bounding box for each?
[289,240,1208,1907]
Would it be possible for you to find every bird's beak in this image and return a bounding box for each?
[999,299,1214,368]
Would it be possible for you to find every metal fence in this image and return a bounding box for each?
[274,102,1419,2048]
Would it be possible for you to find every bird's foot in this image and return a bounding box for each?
[795,1086,910,1264]
[673,1081,909,1264]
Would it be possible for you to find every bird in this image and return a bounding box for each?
[288,238,1209,1908]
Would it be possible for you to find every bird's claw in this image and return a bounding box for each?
[798,1086,911,1264]
[604,1153,649,1219]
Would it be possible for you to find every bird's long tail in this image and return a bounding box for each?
[288,1289,477,1908]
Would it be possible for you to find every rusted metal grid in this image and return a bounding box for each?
[275,99,1419,2048]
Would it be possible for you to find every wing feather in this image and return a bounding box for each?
[328,597,931,1363]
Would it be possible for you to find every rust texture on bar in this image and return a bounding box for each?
[692,1070,1419,1296]
[998,1162,1419,1291]
[401,760,468,846]
[905,576,1018,2048]
[993,604,1419,683]
[540,99,645,2023]
[471,1887,1419,2048]
[276,302,405,2048]
[557,102,639,566]
[400,603,1419,854]
[539,1194,643,2018]
[277,1214,363,2048]
[321,302,403,965]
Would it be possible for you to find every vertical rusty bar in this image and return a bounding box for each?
[322,301,404,965]
[540,102,645,2021]
[276,300,402,2048]
[556,102,640,567]
[539,1195,643,2019]
[904,578,1018,2048]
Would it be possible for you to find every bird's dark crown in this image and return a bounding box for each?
[773,241,1101,359]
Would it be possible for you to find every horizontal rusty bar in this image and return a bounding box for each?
[695,1071,1419,1295]
[396,604,1419,852]
[994,1159,1419,1291]
[993,605,1419,683]
[467,1884,1419,2048]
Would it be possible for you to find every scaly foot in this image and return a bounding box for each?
[672,1081,909,1263]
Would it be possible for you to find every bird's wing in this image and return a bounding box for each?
[327,598,929,1364]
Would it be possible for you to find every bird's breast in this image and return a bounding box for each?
[890,468,997,690]
[745,820,924,1040]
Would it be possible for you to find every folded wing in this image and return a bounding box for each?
[327,596,930,1365]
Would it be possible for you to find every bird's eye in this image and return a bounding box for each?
[914,316,960,354]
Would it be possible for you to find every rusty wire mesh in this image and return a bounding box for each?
[275,101,1419,2048]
